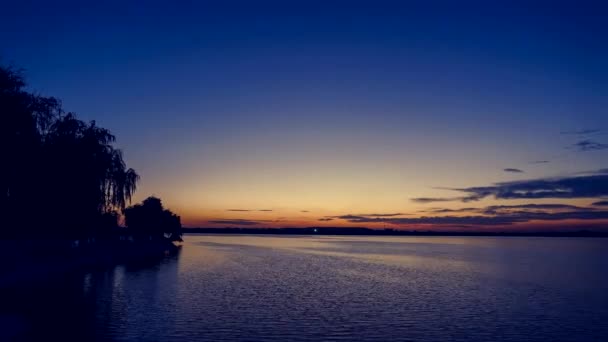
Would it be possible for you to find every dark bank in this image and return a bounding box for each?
[1,65,182,287]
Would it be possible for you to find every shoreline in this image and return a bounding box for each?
[182,228,608,237]
[0,239,181,290]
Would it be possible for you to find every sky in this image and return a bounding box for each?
[2,1,607,230]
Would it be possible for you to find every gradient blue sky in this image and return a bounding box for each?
[2,1,607,229]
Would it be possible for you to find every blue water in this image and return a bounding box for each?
[2,235,607,341]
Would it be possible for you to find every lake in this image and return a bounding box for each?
[2,235,607,341]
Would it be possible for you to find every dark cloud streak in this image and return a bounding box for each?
[209,219,263,225]
[226,209,273,212]
[411,197,458,203]
[560,129,601,135]
[353,213,405,217]
[413,171,608,203]
[331,208,608,226]
[420,204,592,215]
[504,168,524,173]
[573,140,608,151]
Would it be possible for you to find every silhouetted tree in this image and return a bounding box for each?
[2,66,45,236]
[1,64,139,238]
[124,197,183,242]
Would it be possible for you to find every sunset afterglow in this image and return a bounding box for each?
[4,2,606,231]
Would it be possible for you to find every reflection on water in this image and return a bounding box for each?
[1,235,607,341]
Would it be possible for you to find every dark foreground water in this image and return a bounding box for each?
[1,235,607,341]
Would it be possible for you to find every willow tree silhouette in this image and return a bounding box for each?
[124,197,183,242]
[1,65,139,238]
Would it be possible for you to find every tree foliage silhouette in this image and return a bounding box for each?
[124,197,183,241]
[1,64,139,238]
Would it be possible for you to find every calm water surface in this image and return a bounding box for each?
[2,235,608,341]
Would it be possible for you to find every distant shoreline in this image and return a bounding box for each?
[183,227,608,237]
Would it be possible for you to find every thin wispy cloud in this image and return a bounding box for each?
[209,219,266,225]
[560,129,601,135]
[482,203,590,213]
[572,140,608,152]
[330,205,608,227]
[530,160,550,164]
[318,218,333,221]
[504,168,524,173]
[353,213,406,217]
[411,197,458,204]
[226,209,273,212]
[420,204,591,215]
[322,213,408,220]
[336,215,518,226]
[571,168,608,176]
[419,207,478,214]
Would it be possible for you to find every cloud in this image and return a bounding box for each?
[318,218,333,221]
[413,195,484,203]
[530,160,550,164]
[226,209,273,212]
[411,197,458,204]
[481,204,592,215]
[421,204,592,215]
[484,203,589,210]
[352,213,405,217]
[592,201,608,206]
[571,168,608,176]
[301,210,310,213]
[412,171,608,204]
[337,215,518,226]
[455,174,608,201]
[573,140,608,151]
[331,205,608,227]
[559,129,607,151]
[420,207,480,213]
[333,215,370,220]
[323,213,407,220]
[208,219,264,225]
[504,168,524,173]
[561,129,601,135]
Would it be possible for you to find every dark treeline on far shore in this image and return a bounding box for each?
[1,64,182,251]
[184,227,608,237]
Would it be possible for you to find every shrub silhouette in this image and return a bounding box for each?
[124,197,183,242]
